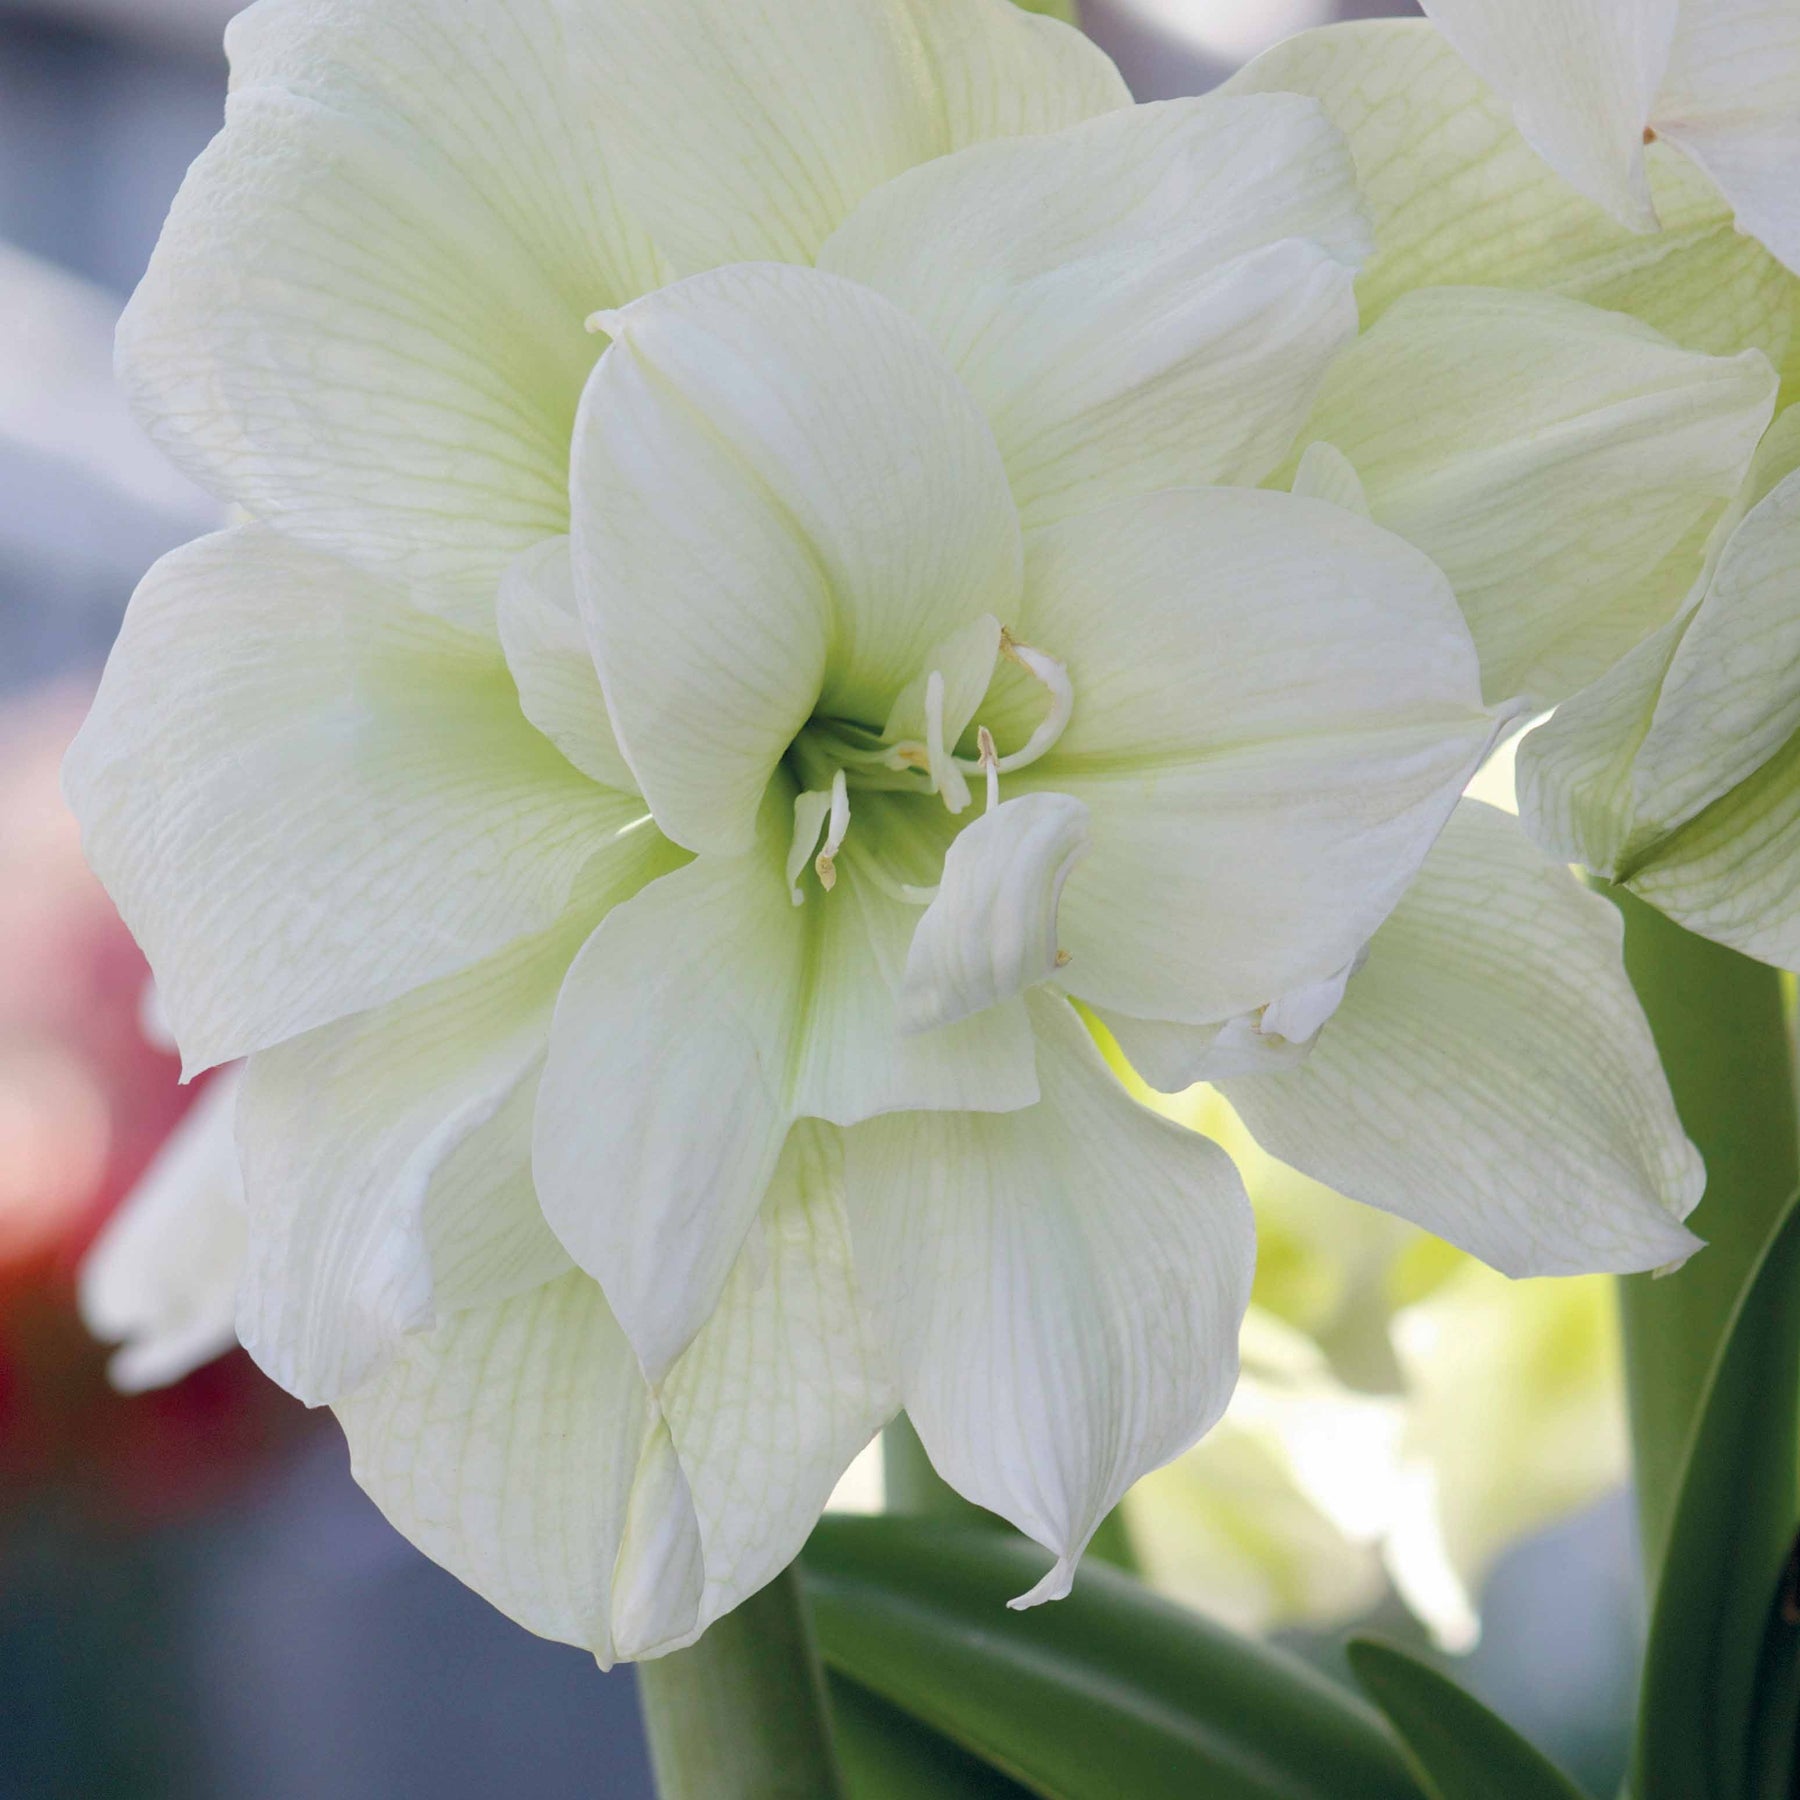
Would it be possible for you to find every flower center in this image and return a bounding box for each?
[783,628,1074,906]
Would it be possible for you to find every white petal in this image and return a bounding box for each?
[900,792,1089,1033]
[573,0,1126,275]
[651,1121,897,1647]
[235,842,673,1406]
[570,264,1022,856]
[1098,959,1358,1094]
[535,795,1038,1380]
[1222,802,1704,1277]
[820,93,1367,528]
[1227,21,1800,374]
[497,538,638,794]
[1013,489,1494,1025]
[1417,0,1679,231]
[1290,440,1371,515]
[1292,287,1775,704]
[121,0,665,627]
[843,992,1254,1604]
[338,1270,654,1666]
[1655,0,1800,274]
[534,822,808,1382]
[62,528,642,1073]
[79,1072,246,1394]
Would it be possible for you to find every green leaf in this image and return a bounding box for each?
[802,1517,1423,1800]
[1635,1185,1800,1800]
[831,1676,1036,1800]
[1346,1639,1588,1800]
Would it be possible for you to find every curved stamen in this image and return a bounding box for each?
[963,632,1074,777]
[814,769,851,892]
[977,726,1000,812]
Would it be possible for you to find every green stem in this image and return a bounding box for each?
[1611,889,1800,1582]
[637,1565,846,1800]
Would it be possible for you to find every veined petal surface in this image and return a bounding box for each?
[62,528,640,1073]
[119,0,668,627]
[1291,287,1775,704]
[820,93,1369,527]
[570,264,1023,856]
[236,838,678,1407]
[497,538,639,794]
[569,0,1127,275]
[1226,22,1800,386]
[843,993,1254,1605]
[1416,0,1679,231]
[1222,802,1704,1277]
[534,794,1036,1384]
[1011,489,1494,1026]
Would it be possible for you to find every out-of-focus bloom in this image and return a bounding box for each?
[0,690,293,1523]
[1416,0,1800,275]
[65,0,1729,1665]
[1520,408,1800,971]
[1127,1087,1627,1653]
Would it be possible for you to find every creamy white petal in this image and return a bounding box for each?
[1292,287,1775,705]
[62,528,641,1073]
[120,0,665,627]
[1012,489,1493,1025]
[535,795,1037,1381]
[1226,21,1800,380]
[1656,1,1800,275]
[844,992,1254,1605]
[497,538,639,794]
[820,93,1368,527]
[570,264,1022,856]
[572,0,1126,276]
[900,792,1089,1032]
[1290,440,1371,515]
[79,1072,246,1394]
[235,842,673,1406]
[653,1121,897,1647]
[339,1270,654,1666]
[1417,0,1679,231]
[1223,802,1704,1278]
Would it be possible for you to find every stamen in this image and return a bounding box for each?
[787,788,833,906]
[815,769,850,893]
[924,673,972,815]
[988,632,1074,774]
[977,726,1000,812]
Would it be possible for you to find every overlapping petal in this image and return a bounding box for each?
[118,0,668,627]
[820,92,1369,527]
[342,1119,895,1666]
[1010,488,1494,1026]
[1289,288,1775,704]
[1220,802,1704,1277]
[534,793,1037,1383]
[62,528,642,1073]
[497,538,639,793]
[79,1071,246,1394]
[1226,22,1800,384]
[236,836,679,1406]
[843,993,1254,1604]
[571,0,1127,275]
[569,264,1023,856]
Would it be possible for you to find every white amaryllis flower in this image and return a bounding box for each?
[64,0,1712,1664]
[1415,0,1800,274]
[1520,408,1800,971]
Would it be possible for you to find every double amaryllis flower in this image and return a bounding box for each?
[67,0,1753,1663]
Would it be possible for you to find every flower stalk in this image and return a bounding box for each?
[1611,888,1800,1580]
[637,1565,846,1800]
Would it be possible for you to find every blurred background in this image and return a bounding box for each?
[0,1,1649,1795]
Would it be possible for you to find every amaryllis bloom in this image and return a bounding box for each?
[1520,407,1800,970]
[1417,0,1800,274]
[66,0,1709,1663]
